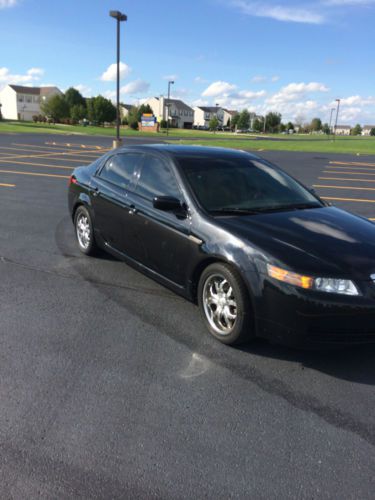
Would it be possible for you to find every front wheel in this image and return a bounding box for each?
[74,205,97,255]
[198,263,254,345]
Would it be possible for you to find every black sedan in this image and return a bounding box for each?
[68,145,375,347]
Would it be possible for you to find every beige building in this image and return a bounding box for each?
[362,125,375,136]
[0,84,62,121]
[335,125,351,136]
[145,96,194,129]
[193,106,236,129]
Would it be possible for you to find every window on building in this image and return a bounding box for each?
[18,95,24,102]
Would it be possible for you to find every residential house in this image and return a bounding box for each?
[145,97,194,129]
[120,104,134,119]
[362,125,375,136]
[0,84,62,121]
[335,125,351,136]
[193,106,236,128]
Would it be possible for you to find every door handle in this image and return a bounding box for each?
[128,204,137,215]
[91,187,99,197]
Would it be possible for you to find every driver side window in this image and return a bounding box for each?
[135,156,181,200]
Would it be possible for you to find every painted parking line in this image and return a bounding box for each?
[329,161,375,167]
[46,141,107,150]
[0,169,69,179]
[370,218,375,221]
[0,152,92,163]
[0,182,15,187]
[322,196,375,203]
[15,142,111,153]
[314,184,375,192]
[0,159,74,170]
[0,145,103,158]
[323,170,375,176]
[319,177,375,183]
[327,165,375,171]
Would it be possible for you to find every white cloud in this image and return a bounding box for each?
[271,75,280,82]
[323,0,375,5]
[0,0,17,8]
[103,90,116,100]
[267,81,329,105]
[0,66,45,90]
[237,89,267,99]
[194,76,209,83]
[231,0,325,24]
[252,75,267,83]
[163,74,178,81]
[202,81,237,97]
[331,95,375,107]
[100,62,131,82]
[120,79,150,95]
[74,84,92,97]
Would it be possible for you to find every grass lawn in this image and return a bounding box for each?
[1,120,375,155]
[170,136,375,155]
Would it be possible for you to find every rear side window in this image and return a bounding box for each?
[135,156,180,200]
[99,153,141,188]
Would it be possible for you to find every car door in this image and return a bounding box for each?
[90,152,143,259]
[127,153,196,286]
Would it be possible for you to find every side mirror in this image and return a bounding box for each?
[153,196,187,217]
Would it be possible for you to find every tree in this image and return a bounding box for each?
[310,117,322,132]
[252,117,264,132]
[41,94,69,122]
[351,124,362,136]
[279,123,286,133]
[86,95,116,124]
[65,87,86,109]
[231,112,240,130]
[126,105,140,130]
[209,116,219,131]
[286,121,294,131]
[237,109,250,130]
[322,123,330,135]
[70,104,87,123]
[265,112,281,133]
[370,128,375,136]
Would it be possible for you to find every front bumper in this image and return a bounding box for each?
[254,277,375,347]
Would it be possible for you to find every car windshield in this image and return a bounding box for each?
[178,155,322,214]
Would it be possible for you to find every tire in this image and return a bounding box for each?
[198,263,254,345]
[74,205,97,256]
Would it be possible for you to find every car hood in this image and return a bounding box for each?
[216,206,375,280]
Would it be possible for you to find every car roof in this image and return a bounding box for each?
[116,143,261,160]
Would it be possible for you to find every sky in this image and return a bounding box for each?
[0,0,375,124]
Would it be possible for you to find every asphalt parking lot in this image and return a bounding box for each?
[1,132,375,499]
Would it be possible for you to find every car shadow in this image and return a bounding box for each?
[239,339,375,386]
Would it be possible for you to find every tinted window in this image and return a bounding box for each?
[136,156,180,200]
[179,155,321,213]
[99,153,141,188]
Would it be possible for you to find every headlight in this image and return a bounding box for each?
[267,264,359,296]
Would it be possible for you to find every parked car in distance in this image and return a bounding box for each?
[68,145,375,347]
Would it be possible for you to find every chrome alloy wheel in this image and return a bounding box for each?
[202,274,238,335]
[76,213,91,249]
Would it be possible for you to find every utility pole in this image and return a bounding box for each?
[333,98,340,141]
[166,80,174,137]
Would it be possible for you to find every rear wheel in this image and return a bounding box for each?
[198,263,254,345]
[74,206,97,256]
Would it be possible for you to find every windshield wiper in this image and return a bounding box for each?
[252,203,322,213]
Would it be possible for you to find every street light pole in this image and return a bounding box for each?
[109,10,127,148]
[166,80,174,137]
[329,107,335,135]
[333,98,340,141]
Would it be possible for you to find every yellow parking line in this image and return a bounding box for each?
[370,218,375,221]
[0,169,69,179]
[0,159,73,170]
[323,170,375,176]
[327,165,375,171]
[330,161,375,167]
[319,177,375,183]
[0,145,102,158]
[314,184,375,191]
[46,141,106,150]
[0,152,92,163]
[323,196,375,203]
[0,182,15,187]
[15,142,110,153]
